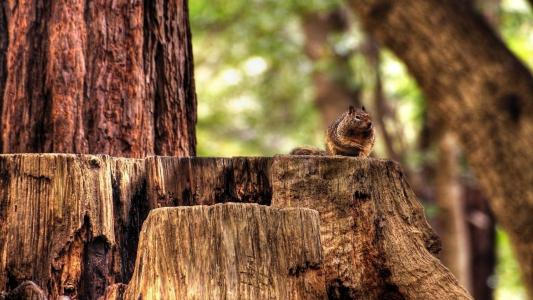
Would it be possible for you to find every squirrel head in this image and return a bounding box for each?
[338,105,373,138]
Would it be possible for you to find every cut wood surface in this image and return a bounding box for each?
[122,204,325,300]
[0,154,471,299]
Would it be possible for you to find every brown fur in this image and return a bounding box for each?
[290,106,375,157]
[289,146,327,156]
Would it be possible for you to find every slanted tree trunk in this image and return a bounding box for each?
[1,154,471,299]
[348,0,533,295]
[122,204,326,300]
[362,36,406,165]
[301,9,360,128]
[0,0,196,157]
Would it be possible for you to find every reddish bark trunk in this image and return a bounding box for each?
[0,0,196,157]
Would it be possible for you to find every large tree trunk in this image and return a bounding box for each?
[0,0,196,157]
[0,154,471,299]
[348,0,533,295]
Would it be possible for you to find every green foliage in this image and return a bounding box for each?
[190,0,425,158]
[191,0,333,155]
[495,228,527,299]
[501,0,533,68]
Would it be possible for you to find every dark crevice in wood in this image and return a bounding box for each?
[5,273,17,292]
[327,279,354,300]
[112,175,149,283]
[24,0,51,153]
[51,214,92,299]
[288,261,321,277]
[499,93,522,123]
[0,280,47,300]
[0,2,7,152]
[79,236,112,300]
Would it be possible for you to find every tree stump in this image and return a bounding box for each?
[122,204,326,300]
[271,156,471,299]
[0,154,146,299]
[0,154,472,299]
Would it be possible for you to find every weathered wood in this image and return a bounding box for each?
[271,156,472,300]
[99,283,127,300]
[145,156,272,207]
[0,154,146,299]
[122,204,326,300]
[0,154,471,299]
[0,281,47,300]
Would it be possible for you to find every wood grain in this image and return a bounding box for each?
[0,154,472,299]
[0,154,145,299]
[271,156,471,300]
[145,156,272,207]
[123,204,326,300]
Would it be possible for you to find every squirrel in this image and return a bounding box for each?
[290,105,375,157]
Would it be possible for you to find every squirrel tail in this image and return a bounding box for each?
[289,146,327,156]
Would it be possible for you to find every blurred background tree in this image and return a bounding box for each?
[189,0,533,299]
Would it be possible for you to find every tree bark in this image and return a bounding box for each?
[0,0,196,157]
[122,204,326,300]
[0,154,471,299]
[301,9,360,128]
[348,0,533,294]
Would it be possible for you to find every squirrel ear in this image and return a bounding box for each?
[361,105,366,112]
[349,105,355,114]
